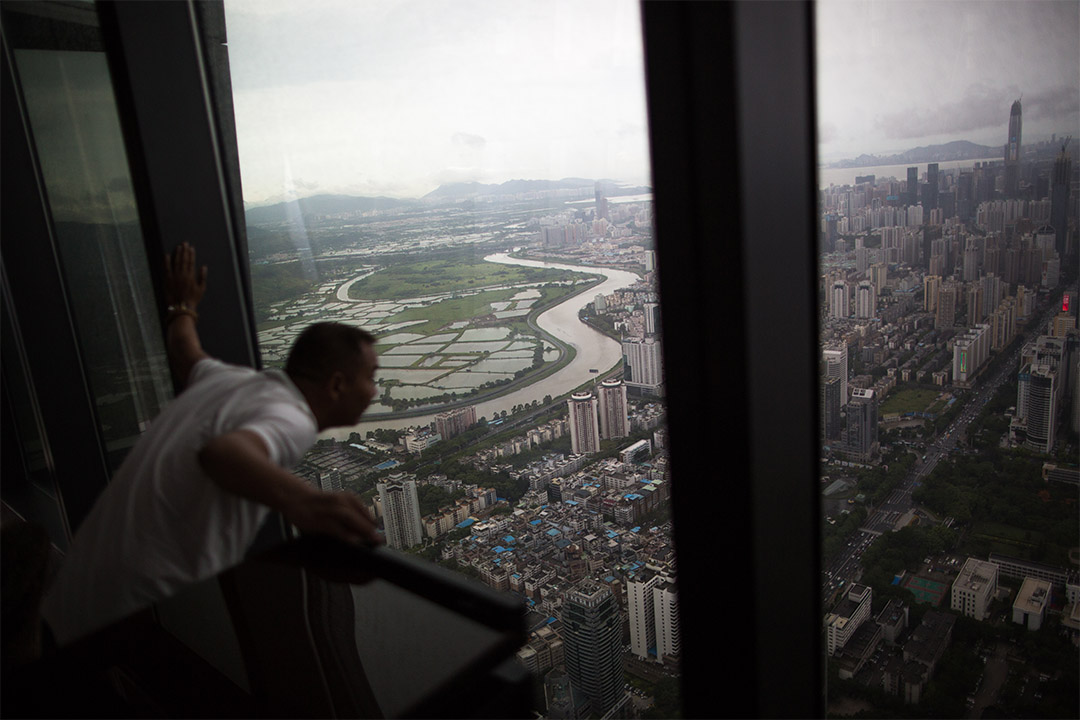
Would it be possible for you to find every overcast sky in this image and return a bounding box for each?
[224,1,1078,205]
[816,0,1079,162]
[224,0,651,205]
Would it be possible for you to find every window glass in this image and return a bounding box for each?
[816,2,1078,716]
[224,1,679,715]
[4,4,172,473]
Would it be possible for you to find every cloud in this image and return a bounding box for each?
[873,84,1019,140]
[452,132,487,150]
[874,83,1080,142]
[1023,85,1080,122]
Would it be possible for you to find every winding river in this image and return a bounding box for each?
[323,254,641,438]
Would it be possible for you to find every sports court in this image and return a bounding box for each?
[903,575,948,605]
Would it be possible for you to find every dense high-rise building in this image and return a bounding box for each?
[926,163,939,211]
[643,301,661,336]
[936,282,958,329]
[869,262,887,296]
[1051,143,1072,257]
[953,324,991,387]
[433,405,477,441]
[823,342,848,407]
[594,181,609,221]
[1013,334,1074,453]
[844,388,878,460]
[622,337,664,395]
[653,576,680,664]
[567,392,601,454]
[923,275,941,313]
[1004,99,1022,198]
[824,584,872,655]
[855,280,876,320]
[561,580,623,717]
[830,280,850,319]
[378,473,423,550]
[907,166,919,206]
[626,568,680,666]
[957,171,974,222]
[596,379,629,440]
[628,571,660,660]
[821,374,843,442]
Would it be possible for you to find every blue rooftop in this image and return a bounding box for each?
[374,459,401,470]
[631,526,641,533]
[456,518,476,528]
[547,529,561,537]
[503,535,515,544]
[530,519,542,525]
[565,500,579,506]
[494,546,507,553]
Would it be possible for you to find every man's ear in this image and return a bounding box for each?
[326,370,347,400]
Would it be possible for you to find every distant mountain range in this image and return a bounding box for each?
[243,194,415,225]
[422,177,650,199]
[827,140,1001,169]
[243,178,652,225]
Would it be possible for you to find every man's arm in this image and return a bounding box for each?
[198,429,381,546]
[164,242,209,389]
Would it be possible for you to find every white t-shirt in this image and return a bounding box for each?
[41,359,318,645]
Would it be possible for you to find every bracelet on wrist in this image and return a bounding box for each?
[166,303,199,324]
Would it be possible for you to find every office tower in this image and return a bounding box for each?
[907,167,918,206]
[855,280,876,320]
[822,342,848,407]
[596,379,628,440]
[433,405,477,441]
[594,181,609,221]
[594,293,607,313]
[561,580,623,717]
[1004,99,1022,198]
[844,388,878,460]
[926,163,939,211]
[377,474,423,550]
[936,282,957,329]
[955,171,973,222]
[923,275,941,313]
[821,374,843,442]
[830,280,850,319]
[567,392,601,454]
[1022,365,1058,453]
[1051,141,1072,256]
[622,337,664,394]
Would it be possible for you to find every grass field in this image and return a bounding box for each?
[879,387,942,415]
[347,256,586,301]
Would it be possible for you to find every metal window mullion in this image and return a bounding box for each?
[1,30,114,535]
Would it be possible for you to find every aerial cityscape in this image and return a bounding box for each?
[223,1,1078,717]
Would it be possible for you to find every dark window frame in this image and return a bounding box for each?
[3,0,824,714]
